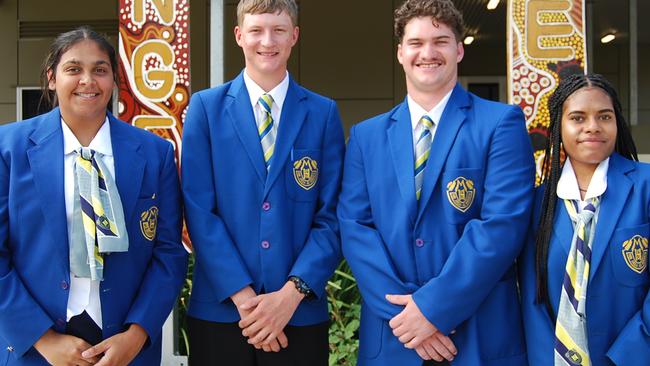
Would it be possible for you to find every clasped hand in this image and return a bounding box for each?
[34,324,148,366]
[386,294,457,362]
[234,282,304,353]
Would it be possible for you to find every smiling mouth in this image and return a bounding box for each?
[74,92,100,99]
[416,61,443,69]
[258,51,279,57]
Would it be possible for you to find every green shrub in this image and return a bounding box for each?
[327,261,361,365]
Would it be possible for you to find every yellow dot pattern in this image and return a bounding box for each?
[510,0,586,183]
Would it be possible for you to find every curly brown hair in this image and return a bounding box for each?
[394,0,464,42]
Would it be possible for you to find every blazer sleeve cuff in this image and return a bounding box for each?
[412,289,456,335]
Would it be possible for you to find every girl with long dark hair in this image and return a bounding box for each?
[520,73,649,366]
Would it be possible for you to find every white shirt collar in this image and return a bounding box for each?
[407,89,453,132]
[61,117,113,157]
[557,157,609,201]
[243,70,290,112]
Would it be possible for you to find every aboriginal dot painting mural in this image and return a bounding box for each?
[508,0,587,184]
[118,0,191,248]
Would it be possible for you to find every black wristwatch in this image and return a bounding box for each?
[288,276,315,299]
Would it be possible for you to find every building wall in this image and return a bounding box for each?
[0,0,209,125]
[592,41,650,152]
[1,0,649,154]
[0,0,19,123]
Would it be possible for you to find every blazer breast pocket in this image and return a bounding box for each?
[134,194,159,243]
[609,223,650,287]
[441,168,484,224]
[285,149,321,202]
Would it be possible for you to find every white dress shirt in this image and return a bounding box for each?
[407,89,453,157]
[243,70,290,133]
[557,157,609,213]
[62,118,114,328]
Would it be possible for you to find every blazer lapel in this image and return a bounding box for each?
[26,108,69,267]
[263,79,307,198]
[227,73,267,184]
[387,101,417,224]
[109,114,145,225]
[590,154,634,280]
[416,84,469,225]
[552,199,575,255]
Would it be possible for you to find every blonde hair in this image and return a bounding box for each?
[237,0,298,26]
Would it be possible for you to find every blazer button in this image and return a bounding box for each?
[60,280,69,290]
[415,238,424,247]
[7,346,14,352]
[261,240,270,249]
[262,202,271,211]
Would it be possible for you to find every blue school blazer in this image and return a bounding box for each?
[0,108,188,365]
[182,72,345,325]
[520,153,650,366]
[338,84,535,365]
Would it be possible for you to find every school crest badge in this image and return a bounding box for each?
[446,176,475,213]
[622,235,648,274]
[565,349,583,365]
[140,206,159,241]
[293,156,318,190]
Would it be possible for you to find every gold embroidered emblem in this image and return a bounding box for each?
[446,176,475,213]
[565,349,582,365]
[622,235,648,274]
[140,206,159,241]
[293,156,319,190]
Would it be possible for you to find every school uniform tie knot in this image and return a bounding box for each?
[259,94,274,114]
[80,147,94,161]
[579,203,596,220]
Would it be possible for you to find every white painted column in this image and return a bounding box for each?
[161,312,188,366]
[211,0,225,87]
[630,0,638,125]
[162,0,226,362]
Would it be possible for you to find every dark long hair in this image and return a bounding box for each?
[39,26,118,109]
[535,73,638,318]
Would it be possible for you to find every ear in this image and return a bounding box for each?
[456,42,465,63]
[234,26,243,47]
[47,69,56,90]
[291,26,299,46]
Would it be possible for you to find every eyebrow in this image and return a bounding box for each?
[60,59,110,66]
[405,35,451,42]
[567,108,615,114]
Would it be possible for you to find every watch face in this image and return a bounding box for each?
[290,276,313,298]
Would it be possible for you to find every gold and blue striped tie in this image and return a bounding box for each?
[258,94,276,171]
[554,198,599,366]
[70,147,128,281]
[414,115,434,200]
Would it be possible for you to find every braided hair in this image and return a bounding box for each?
[535,73,638,318]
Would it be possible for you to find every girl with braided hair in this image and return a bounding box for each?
[519,73,650,366]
